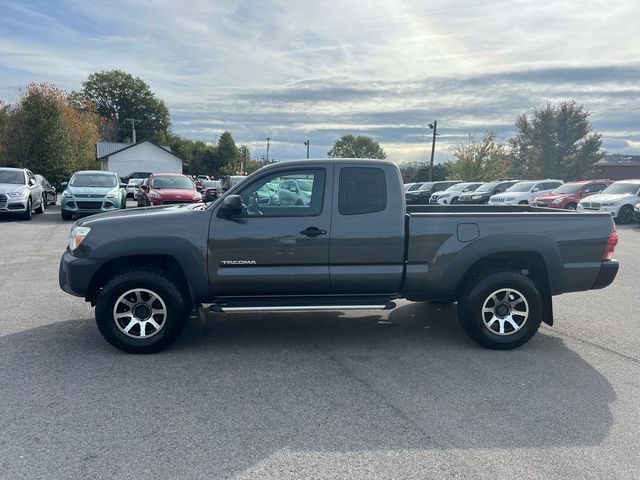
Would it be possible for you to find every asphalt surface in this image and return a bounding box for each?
[1,203,639,479]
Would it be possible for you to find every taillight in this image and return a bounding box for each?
[603,226,618,261]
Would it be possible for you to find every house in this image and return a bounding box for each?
[591,154,640,180]
[96,141,185,179]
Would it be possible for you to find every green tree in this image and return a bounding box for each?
[327,134,387,159]
[216,131,239,174]
[451,131,511,181]
[400,162,454,182]
[167,134,219,176]
[238,145,252,174]
[509,100,603,180]
[78,70,171,143]
[2,83,100,185]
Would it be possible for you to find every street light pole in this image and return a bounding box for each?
[304,140,310,159]
[266,137,271,162]
[428,121,438,182]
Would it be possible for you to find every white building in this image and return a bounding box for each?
[96,141,185,178]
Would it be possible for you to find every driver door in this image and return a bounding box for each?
[208,166,333,296]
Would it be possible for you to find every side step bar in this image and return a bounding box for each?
[207,301,396,313]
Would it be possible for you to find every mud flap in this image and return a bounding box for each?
[542,291,553,326]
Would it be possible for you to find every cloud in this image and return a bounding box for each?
[1,0,639,162]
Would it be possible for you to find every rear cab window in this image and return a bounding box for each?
[338,167,387,215]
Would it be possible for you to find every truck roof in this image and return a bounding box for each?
[259,158,397,172]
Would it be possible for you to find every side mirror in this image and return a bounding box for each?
[532,187,540,192]
[28,178,36,186]
[196,185,204,192]
[61,181,68,188]
[140,184,149,191]
[120,183,127,189]
[220,195,243,218]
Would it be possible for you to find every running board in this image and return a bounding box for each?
[207,301,396,313]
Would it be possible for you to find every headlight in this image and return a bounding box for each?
[106,190,119,198]
[69,226,91,251]
[149,191,161,199]
[602,202,619,207]
[551,198,563,204]
[7,189,29,197]
[62,190,73,198]
[193,192,202,200]
[439,193,450,198]
[472,194,482,199]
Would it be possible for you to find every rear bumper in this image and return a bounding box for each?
[59,250,105,298]
[592,260,619,290]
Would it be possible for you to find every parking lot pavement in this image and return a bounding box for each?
[1,207,639,479]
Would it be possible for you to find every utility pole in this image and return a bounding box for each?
[266,137,271,162]
[125,118,140,144]
[304,140,310,159]
[428,121,438,182]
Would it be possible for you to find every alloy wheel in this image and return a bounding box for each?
[481,288,529,336]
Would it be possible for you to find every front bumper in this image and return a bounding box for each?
[0,193,29,213]
[59,250,105,298]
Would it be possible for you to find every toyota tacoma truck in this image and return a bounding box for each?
[59,159,619,353]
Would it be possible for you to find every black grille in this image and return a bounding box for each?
[77,201,103,210]
[0,194,6,209]
[162,200,191,205]
[75,194,105,198]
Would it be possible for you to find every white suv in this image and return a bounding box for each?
[489,180,563,205]
[577,179,640,224]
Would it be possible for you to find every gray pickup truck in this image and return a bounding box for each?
[59,159,619,353]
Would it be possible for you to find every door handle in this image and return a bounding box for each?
[300,227,327,237]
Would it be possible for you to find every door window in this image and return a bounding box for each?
[584,183,607,193]
[238,169,325,217]
[338,167,387,215]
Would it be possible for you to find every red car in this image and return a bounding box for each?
[138,173,203,207]
[534,180,612,210]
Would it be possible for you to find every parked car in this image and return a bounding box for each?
[35,174,57,206]
[405,181,460,204]
[275,178,314,206]
[220,175,247,192]
[59,158,619,354]
[577,179,640,224]
[121,171,152,184]
[60,170,126,221]
[126,178,144,199]
[489,180,563,205]
[0,167,45,220]
[201,180,222,202]
[138,173,203,206]
[534,180,612,210]
[634,202,640,224]
[457,180,520,204]
[429,182,483,205]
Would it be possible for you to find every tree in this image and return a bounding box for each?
[2,83,100,185]
[166,134,219,176]
[78,70,171,143]
[238,145,251,174]
[328,134,386,159]
[451,131,511,181]
[400,162,453,182]
[216,131,239,174]
[509,100,603,180]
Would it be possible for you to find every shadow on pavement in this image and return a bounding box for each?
[0,301,615,478]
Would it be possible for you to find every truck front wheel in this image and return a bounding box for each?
[457,271,542,350]
[95,269,189,353]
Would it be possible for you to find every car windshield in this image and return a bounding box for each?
[202,180,219,188]
[445,183,476,193]
[507,182,535,192]
[70,173,117,187]
[406,183,423,191]
[552,183,582,194]
[475,182,501,192]
[128,179,143,185]
[601,183,640,195]
[0,170,25,184]
[417,182,434,191]
[151,175,194,189]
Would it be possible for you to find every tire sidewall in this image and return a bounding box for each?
[616,206,632,224]
[95,271,187,353]
[458,272,542,349]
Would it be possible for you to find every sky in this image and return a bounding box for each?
[1,0,639,164]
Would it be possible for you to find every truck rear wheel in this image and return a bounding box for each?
[457,271,542,349]
[95,269,189,353]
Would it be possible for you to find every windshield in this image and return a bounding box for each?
[0,170,25,185]
[70,173,117,187]
[601,183,640,195]
[445,183,476,193]
[552,183,582,194]
[405,183,422,191]
[151,175,194,189]
[475,182,500,193]
[507,182,535,192]
[296,179,313,192]
[417,182,434,191]
[202,180,220,188]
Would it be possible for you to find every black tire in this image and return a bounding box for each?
[565,202,577,210]
[95,269,189,353]
[518,200,529,205]
[450,197,458,205]
[616,205,633,225]
[23,198,32,220]
[457,271,542,350]
[35,196,45,214]
[61,211,73,221]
